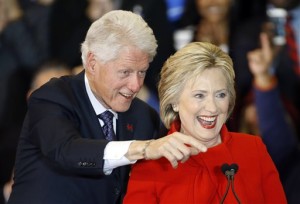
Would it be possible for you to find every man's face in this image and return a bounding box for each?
[87,46,150,112]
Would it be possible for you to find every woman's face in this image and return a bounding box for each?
[196,0,231,23]
[175,68,229,147]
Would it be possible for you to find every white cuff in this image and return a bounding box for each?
[103,141,137,175]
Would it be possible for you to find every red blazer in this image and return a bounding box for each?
[124,121,287,204]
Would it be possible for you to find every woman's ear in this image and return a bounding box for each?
[172,104,179,112]
[86,52,97,74]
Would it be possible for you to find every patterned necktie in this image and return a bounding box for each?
[98,110,115,141]
[285,14,300,75]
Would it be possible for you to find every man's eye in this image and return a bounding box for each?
[138,70,147,77]
[120,70,130,77]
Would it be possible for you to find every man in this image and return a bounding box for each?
[8,10,206,204]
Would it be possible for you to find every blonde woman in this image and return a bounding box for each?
[124,42,286,204]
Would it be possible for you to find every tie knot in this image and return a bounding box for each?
[98,110,114,123]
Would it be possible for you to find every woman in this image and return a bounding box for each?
[174,0,238,53]
[123,42,287,204]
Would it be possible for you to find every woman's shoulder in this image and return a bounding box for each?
[230,131,261,139]
[228,131,264,148]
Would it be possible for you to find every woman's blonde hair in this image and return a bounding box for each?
[158,42,236,129]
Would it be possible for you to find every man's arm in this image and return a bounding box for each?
[126,133,207,168]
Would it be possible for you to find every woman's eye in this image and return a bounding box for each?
[217,92,227,98]
[195,93,204,99]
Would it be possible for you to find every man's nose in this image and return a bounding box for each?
[128,74,143,92]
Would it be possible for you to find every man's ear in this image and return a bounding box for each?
[86,52,97,74]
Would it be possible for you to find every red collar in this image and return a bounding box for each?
[167,119,231,144]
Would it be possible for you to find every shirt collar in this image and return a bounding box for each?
[84,74,118,119]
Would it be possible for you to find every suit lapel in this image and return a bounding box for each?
[116,112,135,141]
[72,71,106,139]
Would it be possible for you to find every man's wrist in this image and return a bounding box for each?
[142,140,154,160]
[125,140,154,161]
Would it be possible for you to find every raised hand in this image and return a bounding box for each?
[247,33,275,88]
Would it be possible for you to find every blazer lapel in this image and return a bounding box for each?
[116,112,135,141]
[72,71,106,139]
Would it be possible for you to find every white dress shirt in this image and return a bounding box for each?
[84,74,136,175]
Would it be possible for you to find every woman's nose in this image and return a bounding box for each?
[205,96,218,113]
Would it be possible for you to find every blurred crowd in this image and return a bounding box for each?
[0,0,299,203]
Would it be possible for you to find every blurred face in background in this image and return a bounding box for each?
[269,0,300,10]
[196,0,231,23]
[0,0,22,31]
[37,0,55,6]
[86,0,113,21]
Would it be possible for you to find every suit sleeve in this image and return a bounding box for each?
[256,138,287,203]
[26,80,108,176]
[254,84,297,166]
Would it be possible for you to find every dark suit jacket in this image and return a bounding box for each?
[8,71,162,204]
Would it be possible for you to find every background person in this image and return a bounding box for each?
[242,33,300,204]
[231,0,300,135]
[174,0,239,52]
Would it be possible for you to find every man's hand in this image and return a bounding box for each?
[126,132,207,169]
[145,132,207,168]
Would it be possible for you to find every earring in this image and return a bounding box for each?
[172,104,178,112]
